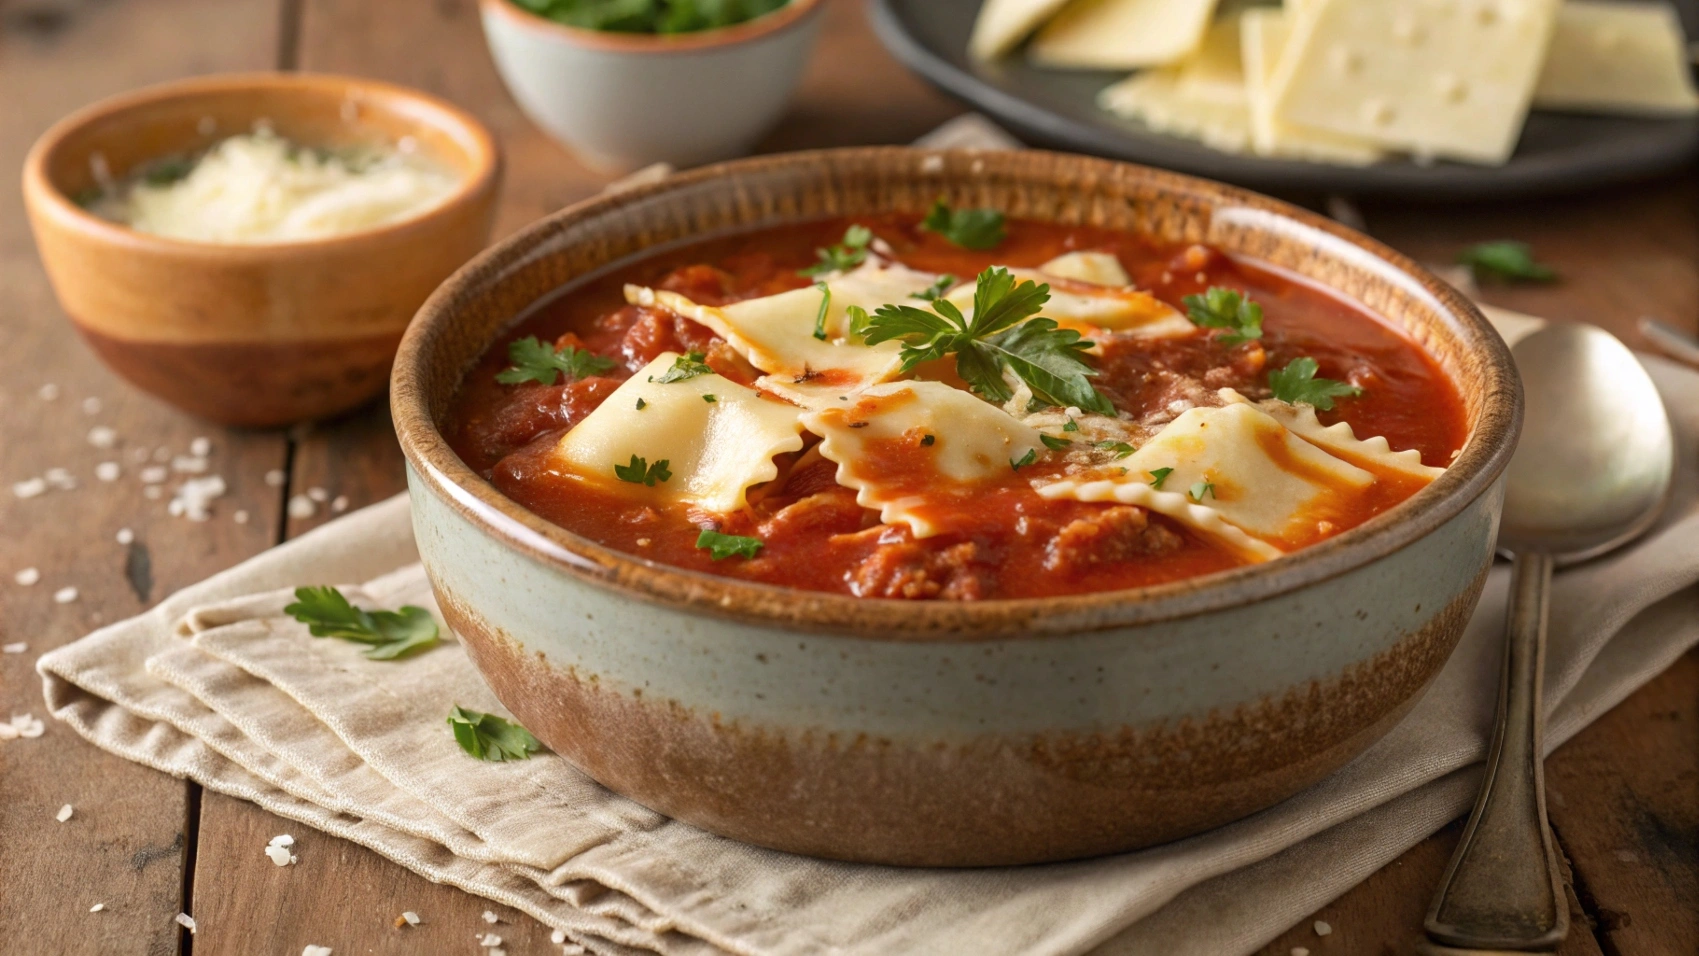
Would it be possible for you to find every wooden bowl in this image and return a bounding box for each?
[393,148,1521,866]
[22,73,501,428]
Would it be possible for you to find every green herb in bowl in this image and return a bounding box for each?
[509,0,790,33]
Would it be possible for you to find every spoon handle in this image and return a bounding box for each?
[1424,551,1568,951]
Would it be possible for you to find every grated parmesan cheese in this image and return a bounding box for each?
[94,130,459,244]
[2,642,27,653]
[14,568,40,586]
[56,804,74,822]
[175,913,196,934]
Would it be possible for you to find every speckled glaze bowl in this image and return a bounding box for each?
[392,148,1521,867]
[23,73,501,428]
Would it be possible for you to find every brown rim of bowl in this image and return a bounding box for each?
[479,0,825,54]
[21,72,502,257]
[393,147,1523,641]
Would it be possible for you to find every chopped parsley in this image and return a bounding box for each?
[799,224,873,277]
[1096,439,1135,459]
[696,529,763,560]
[635,397,647,410]
[614,455,672,486]
[863,266,1115,415]
[283,586,439,660]
[1011,448,1038,470]
[909,274,958,300]
[920,433,936,446]
[702,394,717,403]
[650,351,713,383]
[920,199,1006,250]
[812,281,831,341]
[1062,418,1080,432]
[1040,433,1072,451]
[1148,467,1174,489]
[496,336,617,386]
[845,304,873,342]
[1189,481,1215,501]
[446,706,541,762]
[1182,287,1264,345]
[1457,240,1556,283]
[1268,357,1362,411]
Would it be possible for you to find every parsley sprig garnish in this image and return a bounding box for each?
[496,336,617,386]
[1457,240,1556,283]
[799,224,873,277]
[910,274,958,300]
[863,267,1115,414]
[446,706,541,762]
[283,586,439,660]
[649,351,713,383]
[696,529,763,560]
[615,455,672,486]
[1183,287,1264,345]
[920,199,1006,250]
[1268,357,1362,411]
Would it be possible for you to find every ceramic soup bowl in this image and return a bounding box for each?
[392,148,1521,867]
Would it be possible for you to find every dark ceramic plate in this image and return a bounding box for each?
[870,0,1699,200]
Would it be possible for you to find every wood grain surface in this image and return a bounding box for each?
[0,0,1692,953]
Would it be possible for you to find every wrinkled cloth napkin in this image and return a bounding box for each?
[37,186,1699,956]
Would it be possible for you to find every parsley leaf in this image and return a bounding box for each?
[446,706,541,762]
[920,199,1006,250]
[650,351,713,383]
[1040,433,1072,450]
[1148,467,1174,489]
[496,336,617,386]
[909,274,958,300]
[696,529,763,560]
[845,304,873,342]
[1457,240,1556,283]
[702,394,717,403]
[1189,480,1215,501]
[283,586,439,660]
[1095,439,1135,459]
[812,281,831,341]
[1267,357,1362,411]
[1062,418,1080,432]
[635,397,647,410]
[1182,287,1264,345]
[1011,448,1038,470]
[863,267,1115,415]
[799,224,873,277]
[614,455,672,486]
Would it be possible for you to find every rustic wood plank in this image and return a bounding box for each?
[0,0,284,953]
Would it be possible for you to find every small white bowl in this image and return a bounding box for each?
[480,0,825,172]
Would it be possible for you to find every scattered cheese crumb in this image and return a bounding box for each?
[1,713,45,739]
[175,912,196,933]
[2,642,27,653]
[54,586,79,604]
[234,509,250,524]
[401,911,420,927]
[303,946,332,956]
[116,528,135,545]
[287,494,316,519]
[269,834,294,847]
[264,844,295,866]
[482,911,499,924]
[96,462,121,482]
[550,929,566,944]
[39,383,60,401]
[88,426,117,449]
[139,466,169,484]
[307,486,329,503]
[57,803,74,822]
[15,568,40,586]
[1314,920,1332,937]
[264,469,286,487]
[168,475,228,521]
[190,437,211,457]
[331,495,349,513]
[82,397,103,415]
[479,933,502,947]
[45,467,78,490]
[172,455,209,474]
[90,903,105,913]
[13,477,47,499]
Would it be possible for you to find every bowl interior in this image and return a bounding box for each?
[395,147,1520,634]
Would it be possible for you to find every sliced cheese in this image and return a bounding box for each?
[940,267,1191,337]
[550,352,805,514]
[1038,402,1377,555]
[1039,251,1132,287]
[1100,68,1256,153]
[969,0,1076,61]
[1534,0,1699,116]
[1219,389,1445,480]
[1029,0,1220,70]
[1269,0,1560,166]
[800,381,1042,538]
[1240,9,1385,165]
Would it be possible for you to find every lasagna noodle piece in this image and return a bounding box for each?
[1532,0,1699,116]
[1267,0,1560,166]
[968,0,1077,60]
[939,266,1191,337]
[1038,251,1132,287]
[1218,389,1445,480]
[800,381,1043,538]
[1038,402,1380,557]
[1028,0,1220,70]
[549,352,805,514]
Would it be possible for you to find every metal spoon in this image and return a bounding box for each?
[1423,323,1674,953]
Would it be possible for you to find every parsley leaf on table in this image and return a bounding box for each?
[909,274,958,300]
[696,529,764,560]
[1183,287,1264,345]
[1267,357,1362,411]
[649,351,713,383]
[920,199,1006,250]
[615,455,672,486]
[799,224,873,277]
[1457,240,1556,283]
[862,267,1115,415]
[446,706,542,762]
[496,336,617,386]
[283,586,440,660]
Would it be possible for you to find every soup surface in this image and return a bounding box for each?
[446,214,1467,600]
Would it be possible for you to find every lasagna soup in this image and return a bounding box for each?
[446,210,1466,600]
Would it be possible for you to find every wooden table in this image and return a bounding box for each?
[1,1,1693,953]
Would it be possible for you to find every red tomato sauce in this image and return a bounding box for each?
[444,216,1469,600]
